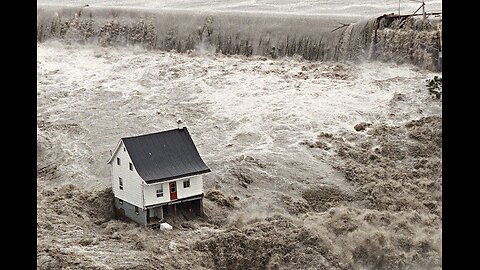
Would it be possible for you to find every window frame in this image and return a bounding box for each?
[117,157,120,165]
[129,162,133,171]
[156,186,164,198]
[119,177,123,190]
[183,179,190,188]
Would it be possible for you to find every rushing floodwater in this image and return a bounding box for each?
[37,40,442,269]
[37,1,442,70]
[37,1,442,269]
[37,0,442,17]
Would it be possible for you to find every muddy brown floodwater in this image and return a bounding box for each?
[37,40,441,269]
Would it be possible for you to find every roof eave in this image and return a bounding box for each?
[144,169,211,184]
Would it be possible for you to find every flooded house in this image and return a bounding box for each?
[107,124,211,227]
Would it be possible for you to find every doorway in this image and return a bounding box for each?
[169,181,177,200]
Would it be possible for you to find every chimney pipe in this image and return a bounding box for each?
[177,118,186,129]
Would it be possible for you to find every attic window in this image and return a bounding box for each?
[123,147,126,151]
[117,157,120,165]
[135,206,139,215]
[129,162,133,171]
[119,177,123,190]
[183,179,190,188]
[156,186,163,197]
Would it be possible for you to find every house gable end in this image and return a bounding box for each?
[107,139,123,165]
[107,139,149,184]
[110,140,146,208]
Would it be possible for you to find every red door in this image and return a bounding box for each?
[169,182,177,200]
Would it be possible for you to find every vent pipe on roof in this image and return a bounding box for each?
[177,118,186,129]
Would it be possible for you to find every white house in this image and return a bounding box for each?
[106,126,211,227]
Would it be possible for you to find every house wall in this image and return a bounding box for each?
[114,197,147,225]
[144,175,204,207]
[111,141,144,208]
[176,175,204,199]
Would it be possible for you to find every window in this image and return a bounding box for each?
[119,177,123,190]
[129,162,133,171]
[117,157,120,165]
[183,179,190,188]
[123,147,126,152]
[135,206,139,215]
[119,199,123,205]
[156,186,163,197]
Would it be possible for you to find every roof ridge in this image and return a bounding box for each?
[117,127,209,183]
[121,127,188,140]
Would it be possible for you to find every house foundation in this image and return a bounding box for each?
[146,195,204,227]
[114,197,147,225]
[115,195,204,227]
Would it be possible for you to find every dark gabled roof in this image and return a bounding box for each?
[120,127,210,184]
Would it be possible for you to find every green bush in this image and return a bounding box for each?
[426,76,442,99]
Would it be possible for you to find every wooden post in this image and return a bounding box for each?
[199,198,204,217]
[422,3,426,21]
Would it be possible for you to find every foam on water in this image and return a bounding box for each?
[37,4,442,71]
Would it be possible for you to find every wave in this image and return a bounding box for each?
[37,5,442,70]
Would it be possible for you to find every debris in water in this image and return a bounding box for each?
[160,222,173,231]
[354,122,372,132]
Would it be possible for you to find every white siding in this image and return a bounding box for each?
[111,141,144,208]
[144,175,204,207]
[177,175,203,199]
[144,182,170,206]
